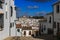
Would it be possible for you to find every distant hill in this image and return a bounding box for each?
[29,16,44,19]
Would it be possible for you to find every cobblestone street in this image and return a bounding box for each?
[4,36,44,40]
[4,34,57,40]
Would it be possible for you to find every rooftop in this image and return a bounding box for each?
[16,24,22,28]
[22,27,32,30]
[46,12,53,15]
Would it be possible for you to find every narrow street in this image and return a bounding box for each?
[4,34,57,40]
[4,36,44,40]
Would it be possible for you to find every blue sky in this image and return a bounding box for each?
[15,0,57,17]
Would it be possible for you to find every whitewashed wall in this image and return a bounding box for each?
[16,28,22,36]
[22,30,32,37]
[1,0,16,40]
[40,13,53,34]
[40,22,47,34]
[53,3,60,36]
[10,0,16,36]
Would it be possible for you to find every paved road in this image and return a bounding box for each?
[4,36,44,40]
[4,34,57,40]
[39,34,57,40]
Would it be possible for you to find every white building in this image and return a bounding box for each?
[16,21,22,36]
[16,16,41,37]
[53,1,60,36]
[40,12,53,34]
[0,0,16,40]
[0,8,4,40]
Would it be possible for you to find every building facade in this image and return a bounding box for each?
[53,1,60,36]
[0,0,5,40]
[16,16,40,37]
[40,12,53,35]
[0,0,16,40]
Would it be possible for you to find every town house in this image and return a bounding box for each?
[53,1,60,36]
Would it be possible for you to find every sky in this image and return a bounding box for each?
[15,0,57,17]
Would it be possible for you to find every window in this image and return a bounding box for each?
[0,0,3,8]
[6,3,8,11]
[49,17,51,23]
[10,6,13,17]
[5,3,7,5]
[41,25,43,32]
[6,12,7,19]
[44,25,46,31]
[10,23,12,28]
[0,25,3,31]
[17,29,20,32]
[13,22,14,27]
[10,23,14,28]
[56,4,59,13]
[0,4,2,8]
[24,31,26,35]
[57,23,59,32]
[29,31,31,35]
[15,7,16,10]
[0,0,4,3]
[53,22,56,28]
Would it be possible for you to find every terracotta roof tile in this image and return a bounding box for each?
[22,27,32,30]
[16,24,22,28]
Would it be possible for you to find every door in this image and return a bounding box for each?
[24,31,26,36]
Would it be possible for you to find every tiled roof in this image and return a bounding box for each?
[22,27,32,30]
[16,24,22,28]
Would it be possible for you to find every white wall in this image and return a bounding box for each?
[16,28,22,36]
[40,22,47,34]
[46,14,53,29]
[0,0,16,40]
[22,30,32,37]
[3,0,11,39]
[53,3,60,36]
[10,0,16,36]
[40,13,53,34]
[54,3,60,22]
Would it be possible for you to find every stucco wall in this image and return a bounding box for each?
[53,3,60,36]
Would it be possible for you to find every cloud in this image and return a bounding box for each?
[27,5,39,9]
